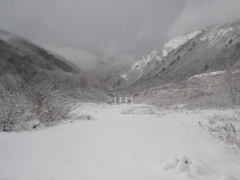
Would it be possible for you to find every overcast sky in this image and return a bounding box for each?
[0,0,240,71]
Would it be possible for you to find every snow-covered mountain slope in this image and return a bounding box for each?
[162,30,202,58]
[129,30,202,79]
[95,18,240,93]
[0,29,81,73]
[0,29,109,103]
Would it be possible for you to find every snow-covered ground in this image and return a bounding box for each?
[0,103,240,180]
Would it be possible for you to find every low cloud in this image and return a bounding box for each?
[0,0,184,69]
[99,40,136,63]
[45,45,98,72]
[167,0,240,38]
[137,20,154,41]
[1,0,240,70]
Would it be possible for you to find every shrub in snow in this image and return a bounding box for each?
[161,155,202,177]
[0,62,108,132]
[0,92,30,131]
[23,80,81,126]
[204,113,240,148]
[0,80,81,132]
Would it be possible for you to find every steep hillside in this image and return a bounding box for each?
[134,68,240,109]
[0,29,109,131]
[0,29,79,76]
[97,19,240,93]
[0,29,108,98]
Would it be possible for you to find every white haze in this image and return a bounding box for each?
[0,0,240,71]
[167,0,240,38]
[45,45,98,72]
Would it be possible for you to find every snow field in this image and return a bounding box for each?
[0,103,240,180]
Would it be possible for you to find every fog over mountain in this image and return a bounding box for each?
[0,0,240,71]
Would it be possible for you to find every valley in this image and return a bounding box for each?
[0,12,240,180]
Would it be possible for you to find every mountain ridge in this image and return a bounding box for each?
[0,29,82,73]
[95,18,240,93]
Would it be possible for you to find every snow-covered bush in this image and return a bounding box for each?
[0,91,30,131]
[0,79,81,132]
[204,112,240,148]
[32,69,108,102]
[25,80,81,127]
[0,63,108,132]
